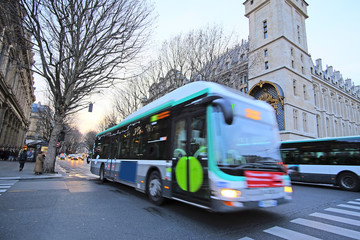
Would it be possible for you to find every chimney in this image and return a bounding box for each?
[315,59,322,73]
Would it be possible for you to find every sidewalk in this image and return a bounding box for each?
[0,160,63,180]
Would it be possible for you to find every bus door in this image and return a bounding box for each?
[107,138,118,180]
[109,159,116,179]
[171,111,210,206]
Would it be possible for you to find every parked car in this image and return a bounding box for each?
[59,153,66,160]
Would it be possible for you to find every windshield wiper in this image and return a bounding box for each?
[218,163,262,169]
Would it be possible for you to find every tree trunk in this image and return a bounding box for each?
[43,115,64,173]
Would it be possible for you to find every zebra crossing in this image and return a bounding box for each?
[240,198,360,240]
[0,180,18,196]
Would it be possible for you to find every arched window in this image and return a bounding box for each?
[248,81,285,130]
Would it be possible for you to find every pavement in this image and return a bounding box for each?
[0,160,63,180]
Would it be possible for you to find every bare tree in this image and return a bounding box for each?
[37,104,54,142]
[61,126,82,154]
[108,25,248,120]
[17,0,154,172]
[157,25,238,82]
[111,77,151,121]
[142,25,250,104]
[97,110,118,132]
[84,130,97,153]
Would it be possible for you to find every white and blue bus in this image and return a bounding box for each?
[90,81,292,212]
[280,136,360,192]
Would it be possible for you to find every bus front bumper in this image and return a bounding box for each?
[210,187,292,212]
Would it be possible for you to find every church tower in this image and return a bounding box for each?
[244,0,316,140]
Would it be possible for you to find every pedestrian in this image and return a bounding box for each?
[34,151,44,175]
[18,149,27,171]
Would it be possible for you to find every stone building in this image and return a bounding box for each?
[0,1,35,157]
[244,0,360,140]
[146,0,360,141]
[26,102,52,146]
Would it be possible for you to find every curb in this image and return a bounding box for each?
[0,174,63,180]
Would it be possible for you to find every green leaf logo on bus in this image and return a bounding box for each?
[175,156,203,192]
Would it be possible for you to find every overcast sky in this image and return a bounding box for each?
[34,0,360,133]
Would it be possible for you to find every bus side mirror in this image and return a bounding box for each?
[189,95,233,125]
[212,99,233,125]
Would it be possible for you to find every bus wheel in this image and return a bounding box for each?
[99,164,106,184]
[147,171,165,205]
[338,172,360,192]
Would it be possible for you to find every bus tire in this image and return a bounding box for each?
[147,171,165,205]
[99,164,107,184]
[338,172,360,192]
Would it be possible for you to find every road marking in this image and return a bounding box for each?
[264,226,321,240]
[238,199,360,240]
[325,207,360,217]
[310,212,360,226]
[8,190,34,193]
[291,218,360,239]
[0,181,18,196]
[0,180,18,185]
[338,204,360,211]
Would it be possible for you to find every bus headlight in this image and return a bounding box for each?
[221,189,241,198]
[284,186,293,193]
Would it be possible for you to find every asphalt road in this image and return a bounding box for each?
[0,159,359,240]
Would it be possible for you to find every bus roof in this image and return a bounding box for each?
[281,135,360,144]
[97,81,272,137]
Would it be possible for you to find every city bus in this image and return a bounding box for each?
[280,136,360,191]
[89,81,292,212]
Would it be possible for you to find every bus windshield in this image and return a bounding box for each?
[213,107,281,169]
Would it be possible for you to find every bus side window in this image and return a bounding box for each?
[190,115,207,158]
[100,137,111,159]
[327,151,338,165]
[120,128,131,159]
[343,147,360,165]
[111,137,119,159]
[147,143,159,159]
[130,125,145,159]
[174,119,186,158]
[116,136,122,159]
[317,152,327,165]
[145,117,169,160]
[301,151,313,164]
[282,151,295,164]
[293,150,302,163]
[351,150,360,165]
